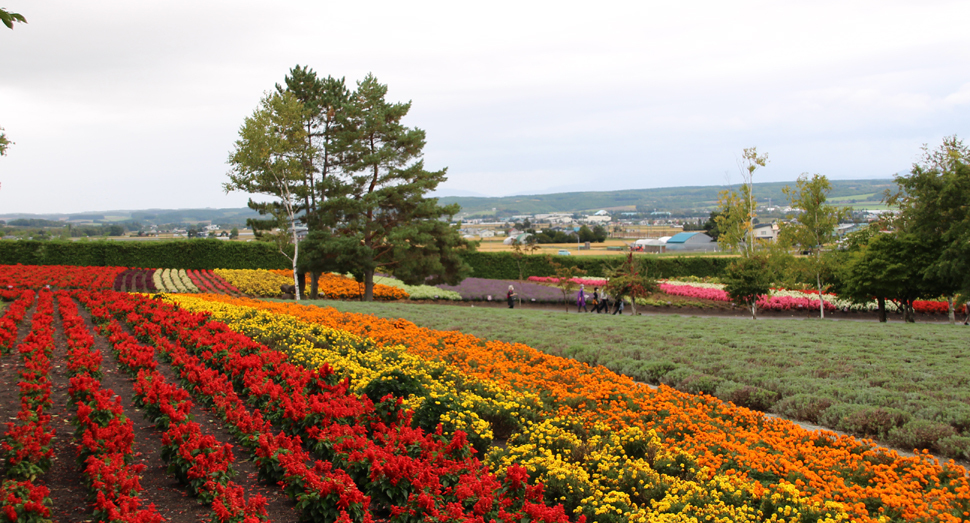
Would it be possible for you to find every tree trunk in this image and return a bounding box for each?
[363,269,375,302]
[904,301,916,323]
[309,272,319,300]
[877,297,887,323]
[947,296,955,325]
[750,301,757,320]
[816,272,824,319]
[297,271,307,299]
[291,239,301,301]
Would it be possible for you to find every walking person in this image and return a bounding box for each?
[507,285,517,309]
[591,287,601,313]
[612,296,624,315]
[577,284,588,313]
[964,299,970,325]
[598,290,611,313]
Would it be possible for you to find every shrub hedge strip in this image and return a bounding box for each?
[0,240,734,279]
[0,240,290,270]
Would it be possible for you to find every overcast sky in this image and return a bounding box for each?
[1,0,968,214]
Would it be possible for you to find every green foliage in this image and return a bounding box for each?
[0,8,26,29]
[779,173,851,318]
[0,240,290,269]
[458,251,733,280]
[722,254,773,319]
[0,126,11,156]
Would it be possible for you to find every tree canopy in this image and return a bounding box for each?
[235,68,472,301]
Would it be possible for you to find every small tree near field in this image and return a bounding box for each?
[604,252,657,315]
[723,254,773,319]
[510,236,540,306]
[715,147,768,255]
[547,256,587,312]
[779,173,850,319]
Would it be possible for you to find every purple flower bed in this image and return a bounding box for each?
[436,278,568,303]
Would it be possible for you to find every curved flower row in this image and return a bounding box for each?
[186,270,240,296]
[175,296,861,522]
[270,270,411,300]
[216,269,292,297]
[660,280,966,314]
[372,275,462,301]
[83,290,574,523]
[169,294,544,453]
[186,294,970,523]
[0,264,125,290]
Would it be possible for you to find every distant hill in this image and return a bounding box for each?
[0,208,261,227]
[0,179,895,225]
[438,179,895,217]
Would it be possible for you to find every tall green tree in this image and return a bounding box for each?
[779,173,851,318]
[306,74,472,300]
[888,135,970,324]
[225,91,308,299]
[274,66,352,230]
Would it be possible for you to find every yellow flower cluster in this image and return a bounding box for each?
[213,269,291,297]
[170,295,540,447]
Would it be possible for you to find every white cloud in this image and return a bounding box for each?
[1,0,969,213]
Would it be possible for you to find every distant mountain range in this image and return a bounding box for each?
[0,179,895,225]
[438,179,895,217]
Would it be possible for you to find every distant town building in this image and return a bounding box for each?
[664,231,716,252]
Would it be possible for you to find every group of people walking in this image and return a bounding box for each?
[576,285,624,314]
[506,284,625,314]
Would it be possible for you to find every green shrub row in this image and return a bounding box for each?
[459,251,734,279]
[1,240,736,280]
[637,363,970,460]
[0,240,289,270]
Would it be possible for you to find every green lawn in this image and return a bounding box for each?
[304,299,970,459]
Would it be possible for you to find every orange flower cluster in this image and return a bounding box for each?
[268,270,408,300]
[188,294,970,523]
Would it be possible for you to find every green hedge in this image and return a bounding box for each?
[458,251,732,280]
[1,240,730,279]
[0,240,290,270]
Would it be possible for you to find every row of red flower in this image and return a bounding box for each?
[77,294,270,523]
[185,270,241,296]
[82,290,575,523]
[56,291,166,523]
[0,290,55,523]
[0,265,125,291]
[0,290,33,355]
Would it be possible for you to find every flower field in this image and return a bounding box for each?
[170,293,970,523]
[2,263,970,522]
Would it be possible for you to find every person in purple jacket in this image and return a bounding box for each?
[577,284,588,312]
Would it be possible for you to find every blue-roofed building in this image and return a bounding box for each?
[665,231,716,252]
